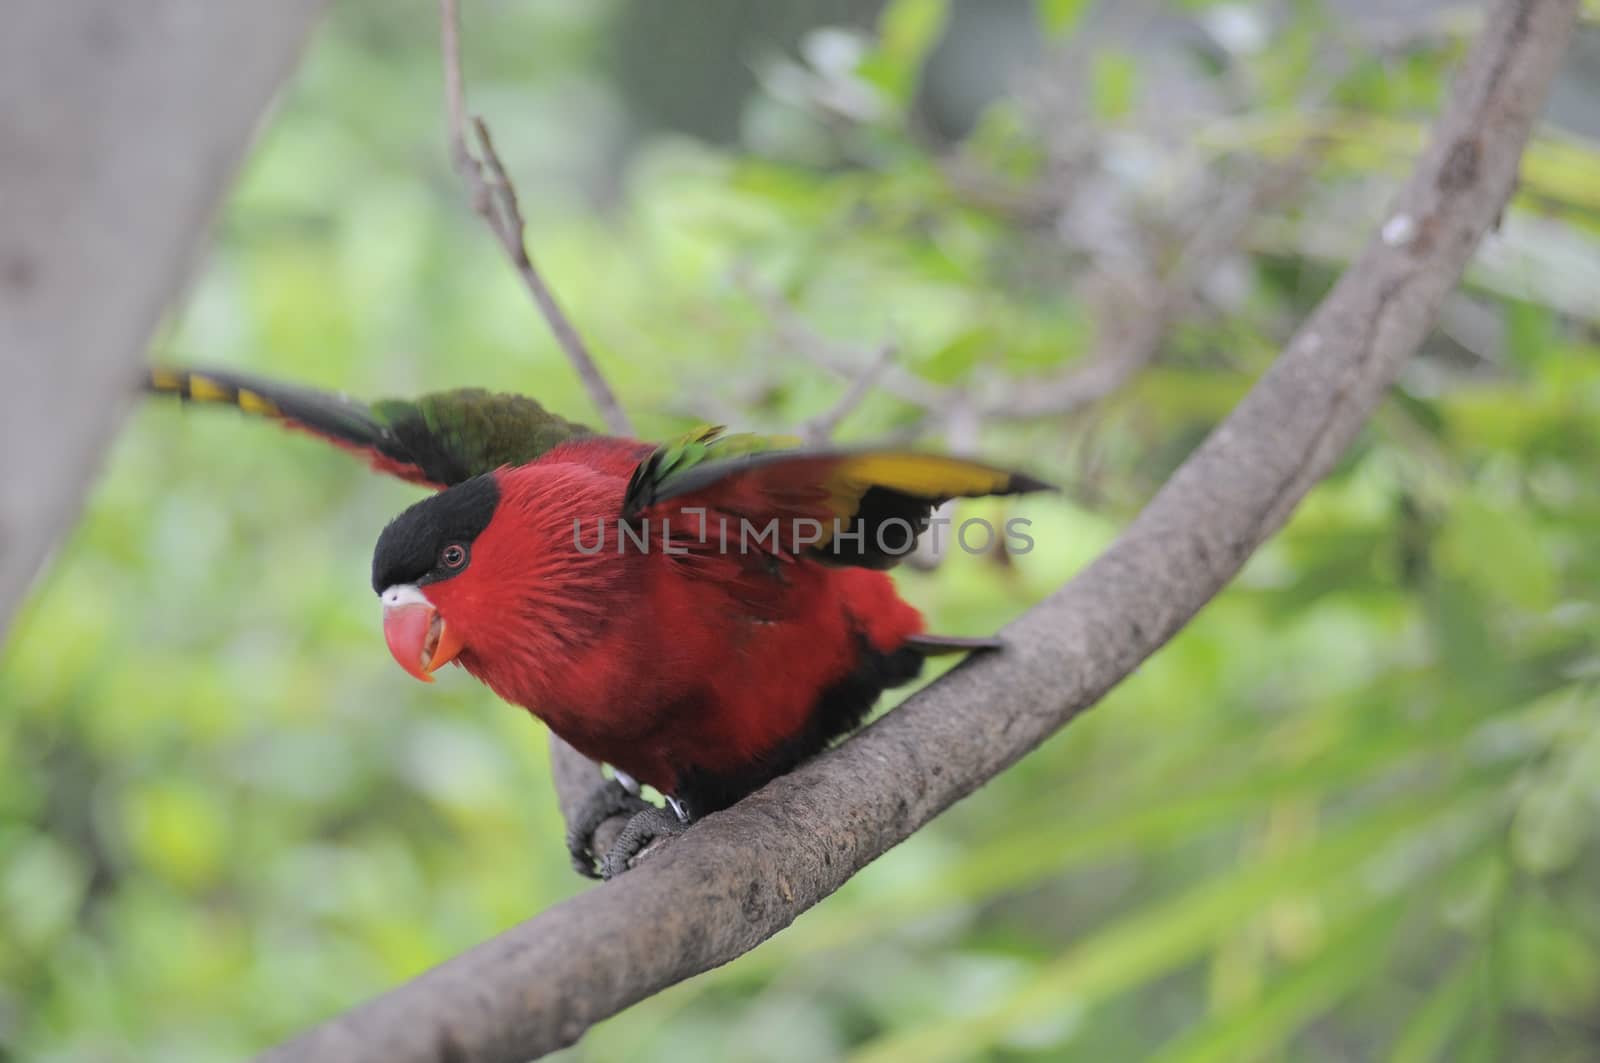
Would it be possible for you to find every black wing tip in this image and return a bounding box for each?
[905,633,1007,655]
[1003,470,1056,495]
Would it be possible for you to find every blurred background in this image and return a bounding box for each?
[4,0,1600,1059]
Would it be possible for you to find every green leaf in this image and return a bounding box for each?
[1,834,89,951]
[742,693,1507,973]
[123,779,230,890]
[1505,892,1600,1017]
[1151,903,1404,1063]
[1390,956,1478,1063]
[1434,496,1557,612]
[852,787,1496,1063]
[1036,0,1093,36]
[1511,775,1589,875]
[1091,51,1140,121]
[862,0,950,104]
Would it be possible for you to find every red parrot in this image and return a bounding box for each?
[145,367,1047,876]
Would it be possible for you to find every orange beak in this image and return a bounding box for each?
[382,597,465,683]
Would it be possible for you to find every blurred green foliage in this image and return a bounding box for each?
[4,1,1600,1060]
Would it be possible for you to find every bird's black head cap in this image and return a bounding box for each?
[371,474,501,593]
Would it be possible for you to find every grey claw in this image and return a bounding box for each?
[601,806,690,879]
[566,779,650,879]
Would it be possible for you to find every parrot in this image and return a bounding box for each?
[143,366,1048,877]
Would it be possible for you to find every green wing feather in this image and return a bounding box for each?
[621,425,799,511]
[146,366,592,487]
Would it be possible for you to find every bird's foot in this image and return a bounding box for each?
[567,778,651,880]
[600,801,691,880]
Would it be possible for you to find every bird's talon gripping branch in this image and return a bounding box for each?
[601,806,690,880]
[567,778,652,880]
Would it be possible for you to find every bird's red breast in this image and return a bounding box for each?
[418,443,925,799]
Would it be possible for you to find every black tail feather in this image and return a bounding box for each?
[905,632,1006,655]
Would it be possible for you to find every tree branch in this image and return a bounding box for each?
[437,0,632,439]
[743,273,957,414]
[0,0,329,636]
[261,1,1576,1059]
[800,342,899,443]
[754,148,1316,429]
[981,150,1316,419]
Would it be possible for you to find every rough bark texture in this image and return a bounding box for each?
[0,0,329,635]
[259,1,1578,1061]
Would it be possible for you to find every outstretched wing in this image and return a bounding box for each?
[622,428,1050,569]
[145,366,593,488]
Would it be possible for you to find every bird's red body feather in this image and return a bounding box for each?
[420,437,924,805]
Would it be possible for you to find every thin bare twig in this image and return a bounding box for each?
[741,272,956,413]
[800,341,898,443]
[261,3,1577,1059]
[748,147,1318,429]
[437,0,632,439]
[977,148,1320,419]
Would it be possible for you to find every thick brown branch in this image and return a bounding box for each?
[261,1,1576,1059]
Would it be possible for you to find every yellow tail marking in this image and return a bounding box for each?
[148,367,185,392]
[187,375,231,403]
[235,388,280,416]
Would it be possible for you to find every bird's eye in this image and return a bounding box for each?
[440,543,468,570]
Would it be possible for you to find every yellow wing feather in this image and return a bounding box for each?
[830,453,1017,501]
